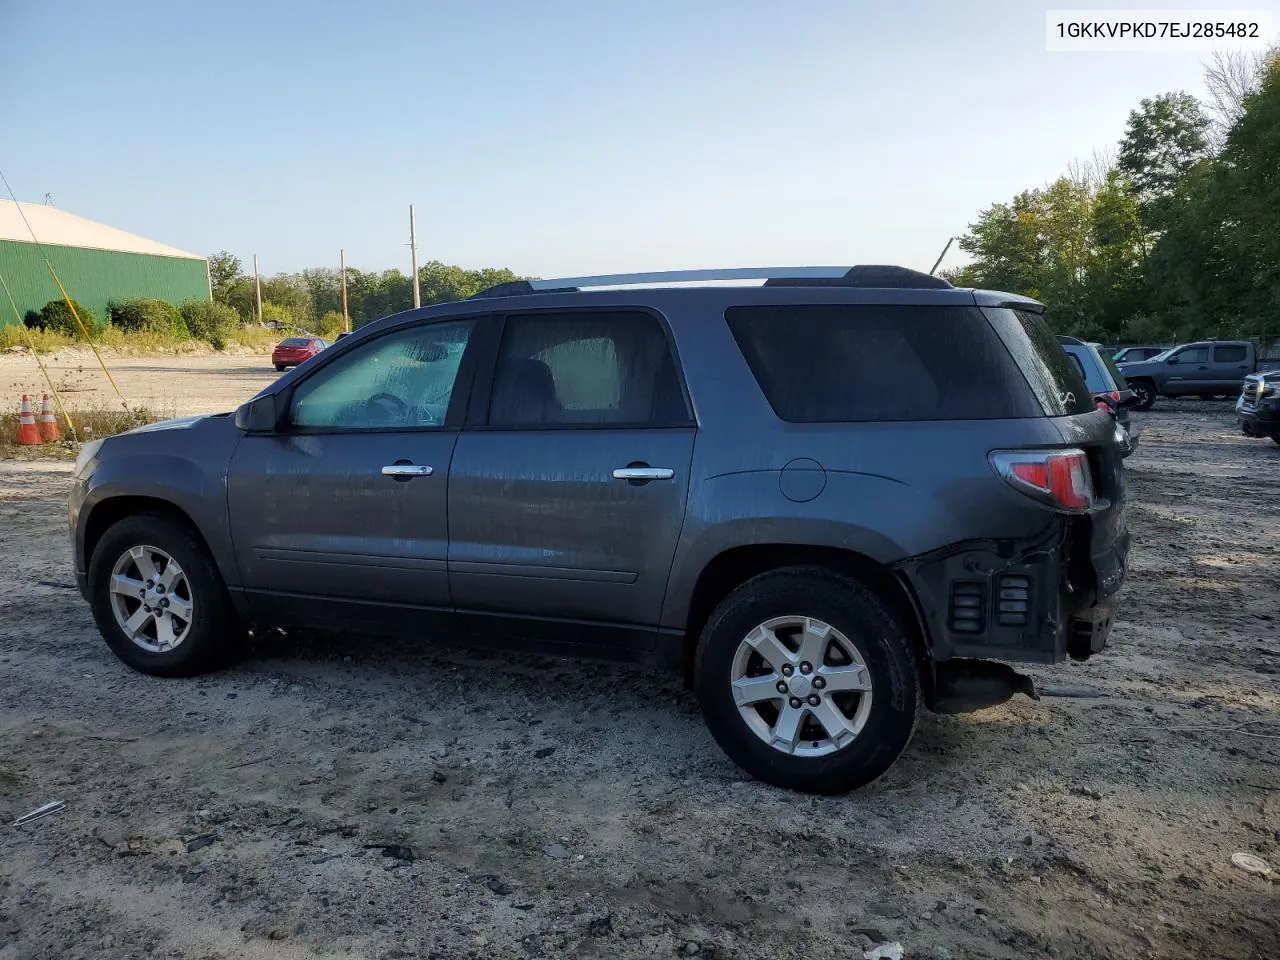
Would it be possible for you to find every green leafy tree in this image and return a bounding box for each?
[207,251,243,304]
[1117,92,1211,229]
[1085,171,1147,339]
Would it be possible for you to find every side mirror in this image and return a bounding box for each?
[1166,356,1179,365]
[235,394,280,433]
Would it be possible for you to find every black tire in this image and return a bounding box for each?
[1272,435,1280,446]
[274,363,286,372]
[1129,380,1156,411]
[88,511,242,677]
[694,567,921,794]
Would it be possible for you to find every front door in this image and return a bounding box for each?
[448,309,696,651]
[1164,343,1211,394]
[227,316,481,633]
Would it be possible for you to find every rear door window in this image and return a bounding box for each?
[487,312,690,427]
[726,303,1045,422]
[1214,344,1248,363]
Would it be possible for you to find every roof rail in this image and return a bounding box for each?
[470,265,953,299]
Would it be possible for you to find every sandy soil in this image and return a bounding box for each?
[0,350,279,418]
[1,400,1278,960]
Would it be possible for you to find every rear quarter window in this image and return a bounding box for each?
[981,308,1092,416]
[725,303,1045,422]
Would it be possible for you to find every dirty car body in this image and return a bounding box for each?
[70,265,1129,793]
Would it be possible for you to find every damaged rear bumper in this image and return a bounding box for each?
[893,517,1127,666]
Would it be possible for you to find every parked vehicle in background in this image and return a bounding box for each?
[1112,345,1164,364]
[1060,337,1138,457]
[271,336,330,371]
[1116,340,1280,411]
[1237,370,1280,445]
[68,265,1129,794]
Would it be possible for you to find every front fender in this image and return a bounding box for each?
[76,453,238,589]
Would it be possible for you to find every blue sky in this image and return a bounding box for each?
[2,0,1275,278]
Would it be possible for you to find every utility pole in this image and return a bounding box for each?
[409,204,421,309]
[340,248,350,333]
[253,254,263,323]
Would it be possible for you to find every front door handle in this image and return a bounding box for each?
[381,464,433,478]
[612,466,674,481]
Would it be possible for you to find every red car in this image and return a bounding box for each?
[272,336,329,371]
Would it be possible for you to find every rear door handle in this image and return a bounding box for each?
[612,467,674,481]
[381,464,433,478]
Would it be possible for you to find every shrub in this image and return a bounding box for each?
[108,298,188,338]
[29,299,100,339]
[180,300,239,350]
[260,302,301,329]
[317,310,348,339]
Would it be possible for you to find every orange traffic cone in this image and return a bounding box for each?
[38,393,60,442]
[16,394,41,445]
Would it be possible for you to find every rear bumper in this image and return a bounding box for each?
[894,516,1128,665]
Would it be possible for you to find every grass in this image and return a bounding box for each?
[0,322,293,355]
[0,405,162,460]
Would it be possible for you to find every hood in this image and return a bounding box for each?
[123,415,208,436]
[1116,358,1160,377]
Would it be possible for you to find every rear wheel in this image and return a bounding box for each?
[694,568,921,794]
[1129,380,1156,411]
[274,363,286,372]
[88,512,241,677]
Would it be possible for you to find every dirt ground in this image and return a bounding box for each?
[1,389,1278,959]
[0,349,279,419]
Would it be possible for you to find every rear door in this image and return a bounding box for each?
[1210,343,1251,390]
[447,309,696,652]
[227,316,482,632]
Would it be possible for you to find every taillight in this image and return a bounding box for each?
[991,449,1095,513]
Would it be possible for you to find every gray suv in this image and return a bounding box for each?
[69,266,1129,794]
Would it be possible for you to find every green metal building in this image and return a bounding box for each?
[0,201,209,327]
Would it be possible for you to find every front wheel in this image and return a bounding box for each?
[1129,380,1156,411]
[694,568,921,794]
[88,512,242,677]
[274,363,286,372]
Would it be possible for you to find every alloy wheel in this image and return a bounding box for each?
[108,545,195,653]
[730,615,874,757]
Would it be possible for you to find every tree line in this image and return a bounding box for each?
[207,254,521,338]
[945,48,1279,345]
